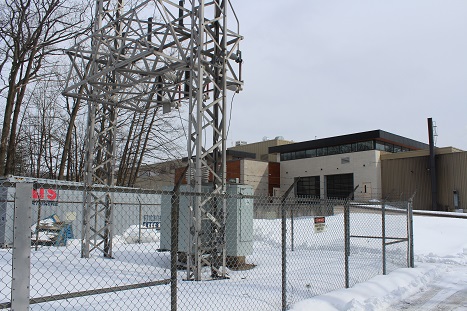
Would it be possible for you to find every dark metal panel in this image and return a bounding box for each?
[381,157,431,209]
[382,151,467,211]
[436,152,467,211]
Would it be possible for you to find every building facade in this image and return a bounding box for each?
[136,130,466,211]
[270,130,428,200]
[381,147,467,211]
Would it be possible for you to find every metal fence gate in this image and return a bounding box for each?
[280,197,413,308]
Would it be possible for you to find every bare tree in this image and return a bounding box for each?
[57,92,85,180]
[116,107,185,187]
[0,0,89,175]
[12,73,69,178]
[0,0,186,183]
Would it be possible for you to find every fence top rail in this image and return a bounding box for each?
[413,210,467,219]
[0,175,84,186]
[349,202,408,210]
[0,177,164,195]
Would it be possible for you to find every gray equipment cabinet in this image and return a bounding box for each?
[225,184,253,256]
[159,184,253,257]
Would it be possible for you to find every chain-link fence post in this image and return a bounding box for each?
[171,166,188,311]
[11,182,33,311]
[138,197,142,244]
[344,198,350,288]
[382,201,386,275]
[291,203,294,252]
[33,188,42,251]
[281,193,288,311]
[344,185,358,288]
[407,194,415,268]
[281,178,299,311]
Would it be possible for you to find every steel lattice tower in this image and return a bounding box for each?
[63,0,242,279]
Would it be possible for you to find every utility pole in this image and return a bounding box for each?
[428,118,438,211]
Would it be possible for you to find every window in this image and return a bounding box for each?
[296,150,306,159]
[327,146,340,155]
[357,141,373,151]
[281,139,411,161]
[384,143,393,152]
[375,141,386,151]
[340,144,352,154]
[296,176,320,197]
[281,152,293,161]
[316,147,328,157]
[376,141,406,153]
[306,149,317,158]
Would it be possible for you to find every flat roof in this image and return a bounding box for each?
[381,147,463,160]
[269,130,429,154]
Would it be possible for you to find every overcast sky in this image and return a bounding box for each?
[226,1,467,150]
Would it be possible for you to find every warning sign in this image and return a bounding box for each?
[314,217,326,233]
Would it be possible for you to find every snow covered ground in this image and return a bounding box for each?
[1,211,465,310]
[291,215,467,311]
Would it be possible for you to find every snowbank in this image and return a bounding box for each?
[291,214,467,310]
[290,265,440,311]
[115,225,160,244]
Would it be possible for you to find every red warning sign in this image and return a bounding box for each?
[314,217,325,224]
[314,217,326,233]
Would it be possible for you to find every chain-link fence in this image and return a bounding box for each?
[0,177,413,310]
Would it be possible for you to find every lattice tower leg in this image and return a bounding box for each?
[81,0,122,259]
[186,0,229,281]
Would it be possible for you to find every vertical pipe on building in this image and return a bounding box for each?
[428,118,438,210]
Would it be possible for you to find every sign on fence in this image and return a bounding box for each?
[314,217,326,233]
[142,214,161,229]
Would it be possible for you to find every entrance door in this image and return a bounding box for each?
[326,173,354,199]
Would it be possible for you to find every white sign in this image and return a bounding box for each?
[314,217,326,233]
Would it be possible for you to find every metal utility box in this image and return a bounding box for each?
[159,184,253,257]
[225,184,253,256]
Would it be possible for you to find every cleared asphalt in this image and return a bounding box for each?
[389,265,467,311]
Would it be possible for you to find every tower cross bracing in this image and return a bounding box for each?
[63,0,243,280]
